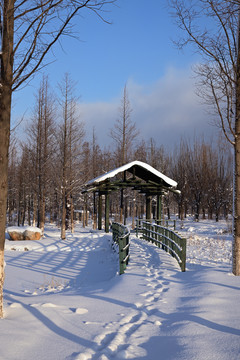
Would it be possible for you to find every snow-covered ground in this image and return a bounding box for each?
[1,218,239,360]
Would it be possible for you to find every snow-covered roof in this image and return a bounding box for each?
[87,160,177,188]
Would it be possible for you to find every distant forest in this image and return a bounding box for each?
[8,75,233,235]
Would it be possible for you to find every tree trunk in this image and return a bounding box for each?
[28,198,31,226]
[0,86,11,317]
[0,0,14,318]
[33,193,37,227]
[70,194,74,233]
[233,12,240,276]
[61,190,66,239]
[233,139,240,275]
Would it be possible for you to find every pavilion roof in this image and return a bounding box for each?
[84,160,179,195]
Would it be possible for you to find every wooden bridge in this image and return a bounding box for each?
[111,220,186,274]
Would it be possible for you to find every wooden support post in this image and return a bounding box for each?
[124,196,127,225]
[132,193,136,230]
[157,194,162,225]
[98,193,102,230]
[105,192,110,233]
[120,188,124,223]
[146,194,151,222]
[93,192,97,230]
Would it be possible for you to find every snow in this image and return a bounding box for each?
[7,226,42,234]
[1,218,240,360]
[87,160,177,187]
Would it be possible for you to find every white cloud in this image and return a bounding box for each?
[79,66,217,149]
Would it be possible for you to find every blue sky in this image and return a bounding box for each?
[12,0,218,150]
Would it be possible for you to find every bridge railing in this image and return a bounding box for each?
[136,219,186,272]
[111,222,130,275]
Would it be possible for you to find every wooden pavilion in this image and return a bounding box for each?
[82,160,180,232]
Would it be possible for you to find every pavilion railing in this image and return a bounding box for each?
[111,222,130,275]
[139,218,177,230]
[136,219,186,272]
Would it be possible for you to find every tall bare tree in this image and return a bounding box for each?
[27,76,55,232]
[170,0,240,275]
[57,73,85,239]
[0,0,116,318]
[171,140,190,221]
[109,84,139,223]
[110,84,139,166]
[7,135,18,225]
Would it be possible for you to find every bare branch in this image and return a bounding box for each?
[11,0,117,90]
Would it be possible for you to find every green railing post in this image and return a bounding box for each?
[119,236,124,275]
[181,238,186,272]
[112,222,130,275]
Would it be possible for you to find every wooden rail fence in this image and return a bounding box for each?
[136,219,186,272]
[111,222,130,275]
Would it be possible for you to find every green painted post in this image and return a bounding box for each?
[146,194,151,222]
[157,225,161,248]
[119,236,124,275]
[105,192,110,233]
[181,238,187,272]
[119,234,127,275]
[93,192,97,230]
[126,234,130,265]
[98,193,102,230]
[147,222,151,243]
[157,194,162,225]
[166,228,169,253]
[153,225,158,246]
[143,221,146,240]
[170,230,174,257]
[164,228,167,252]
[136,218,141,238]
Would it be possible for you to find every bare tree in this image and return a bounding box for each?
[57,73,85,239]
[0,0,116,317]
[171,140,190,221]
[26,76,56,232]
[110,84,139,166]
[109,84,139,223]
[7,135,18,225]
[170,0,240,275]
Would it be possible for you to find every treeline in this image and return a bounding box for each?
[8,76,233,236]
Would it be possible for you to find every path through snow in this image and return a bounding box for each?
[1,223,240,360]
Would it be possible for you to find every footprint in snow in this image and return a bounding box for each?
[9,303,23,308]
[146,305,158,315]
[70,307,88,315]
[134,302,143,309]
[162,281,170,285]
[66,350,94,360]
[30,302,58,308]
[42,303,58,308]
[140,290,152,297]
